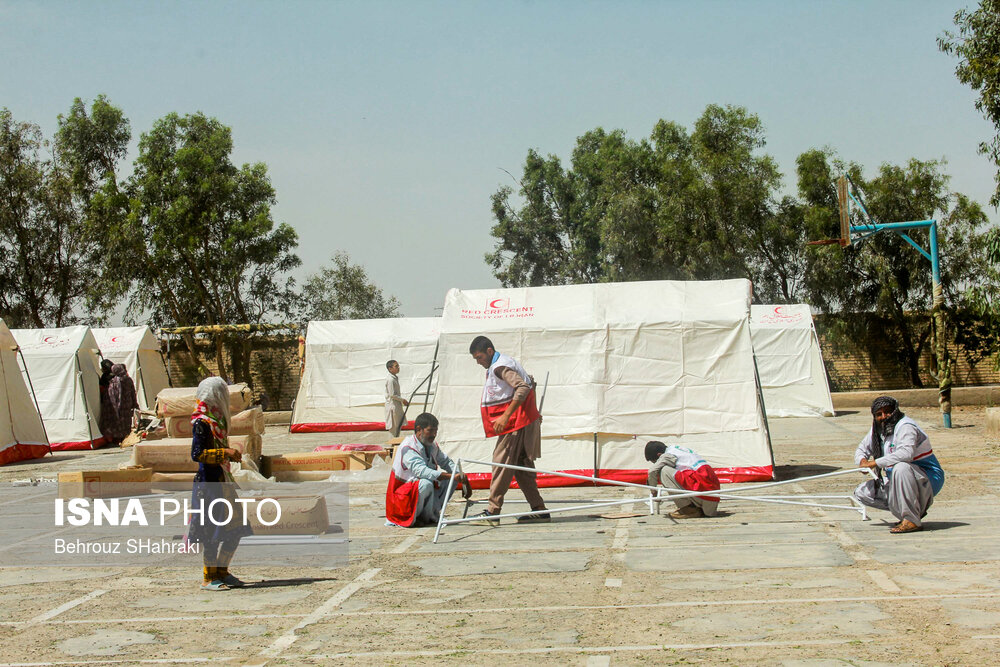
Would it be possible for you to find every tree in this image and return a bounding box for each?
[119,112,301,382]
[0,101,128,328]
[939,0,1000,207]
[487,105,809,302]
[797,149,991,386]
[297,251,401,322]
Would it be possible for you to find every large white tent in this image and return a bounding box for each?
[12,326,104,450]
[750,304,835,418]
[291,317,442,433]
[0,319,49,465]
[432,280,774,486]
[92,326,170,411]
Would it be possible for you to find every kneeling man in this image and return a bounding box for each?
[385,412,468,527]
[854,396,944,534]
[645,441,720,518]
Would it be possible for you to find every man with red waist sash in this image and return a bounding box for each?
[468,336,549,525]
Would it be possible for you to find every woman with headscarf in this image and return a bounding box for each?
[99,364,138,446]
[187,376,252,590]
[853,395,945,534]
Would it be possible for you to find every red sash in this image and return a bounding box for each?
[674,466,721,503]
[481,388,541,437]
[384,470,421,527]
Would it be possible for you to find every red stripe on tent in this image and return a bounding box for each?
[49,437,107,451]
[464,466,773,490]
[0,443,51,466]
[290,421,415,434]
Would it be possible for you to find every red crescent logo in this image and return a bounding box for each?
[43,336,55,344]
[111,336,120,343]
[489,299,505,309]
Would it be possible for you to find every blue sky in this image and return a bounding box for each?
[1,0,994,318]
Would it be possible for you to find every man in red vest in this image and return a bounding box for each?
[468,336,549,525]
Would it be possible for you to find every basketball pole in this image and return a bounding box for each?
[831,176,952,428]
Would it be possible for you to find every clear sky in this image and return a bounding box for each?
[1,0,995,319]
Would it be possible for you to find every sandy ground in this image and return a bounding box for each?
[0,405,996,666]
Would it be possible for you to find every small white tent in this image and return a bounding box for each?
[432,280,774,486]
[92,327,170,411]
[0,319,49,465]
[750,305,835,418]
[12,326,104,450]
[291,318,441,433]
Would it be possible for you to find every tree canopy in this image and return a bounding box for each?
[297,252,402,322]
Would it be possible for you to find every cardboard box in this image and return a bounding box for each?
[130,434,262,472]
[155,384,252,418]
[266,449,387,475]
[149,472,196,492]
[248,495,330,535]
[165,407,265,438]
[272,470,337,483]
[58,467,152,499]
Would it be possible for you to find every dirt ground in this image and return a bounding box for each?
[0,405,996,666]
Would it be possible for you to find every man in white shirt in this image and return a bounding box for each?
[385,359,409,437]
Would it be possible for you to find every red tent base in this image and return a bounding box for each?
[463,466,773,490]
[0,443,51,466]
[49,437,107,452]
[290,421,414,434]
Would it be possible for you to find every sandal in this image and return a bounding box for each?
[889,519,923,534]
[221,574,246,588]
[200,580,231,591]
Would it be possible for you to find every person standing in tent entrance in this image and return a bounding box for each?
[98,364,138,446]
[853,396,945,534]
[385,412,470,527]
[644,441,721,518]
[385,360,409,437]
[468,336,550,525]
[188,376,252,591]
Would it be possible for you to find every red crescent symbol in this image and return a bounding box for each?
[43,336,55,344]
[773,306,784,315]
[111,336,120,343]
[489,299,505,308]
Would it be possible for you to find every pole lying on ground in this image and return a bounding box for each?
[432,459,873,542]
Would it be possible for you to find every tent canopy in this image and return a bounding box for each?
[432,280,773,484]
[291,317,441,433]
[750,305,835,418]
[92,326,170,410]
[12,326,104,450]
[0,319,49,464]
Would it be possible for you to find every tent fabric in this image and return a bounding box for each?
[0,320,49,465]
[92,327,170,411]
[431,280,774,486]
[750,305,835,418]
[291,317,441,433]
[12,326,105,450]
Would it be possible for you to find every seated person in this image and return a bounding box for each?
[645,441,720,518]
[385,412,469,527]
[854,396,944,534]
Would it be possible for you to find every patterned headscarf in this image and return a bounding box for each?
[192,376,230,446]
[107,364,137,415]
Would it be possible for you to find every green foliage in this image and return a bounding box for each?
[297,251,401,322]
[798,151,993,385]
[939,0,1000,207]
[487,105,808,302]
[0,101,127,328]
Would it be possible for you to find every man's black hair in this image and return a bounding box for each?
[386,359,398,371]
[644,440,667,463]
[469,336,494,355]
[413,412,439,431]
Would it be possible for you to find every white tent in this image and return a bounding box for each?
[750,304,835,418]
[0,319,49,465]
[432,280,774,486]
[12,326,104,450]
[92,326,170,411]
[291,317,442,433]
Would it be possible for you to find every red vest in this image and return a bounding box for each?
[480,352,541,437]
[384,470,421,527]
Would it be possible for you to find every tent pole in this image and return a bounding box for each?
[593,433,598,480]
[749,329,776,477]
[424,339,439,412]
[15,348,51,454]
[77,353,97,448]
